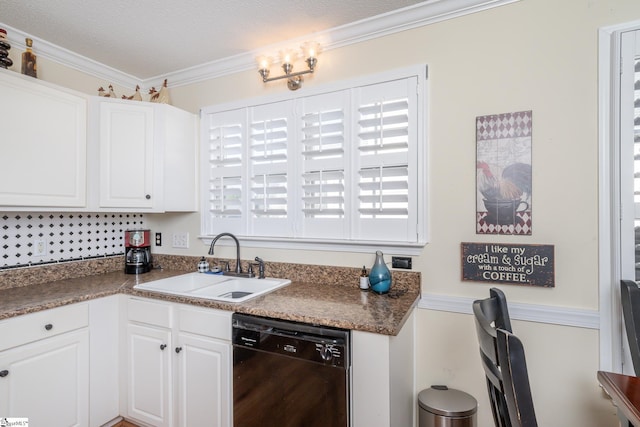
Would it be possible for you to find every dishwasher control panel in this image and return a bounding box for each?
[232,313,350,368]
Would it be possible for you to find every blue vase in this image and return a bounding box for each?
[369,251,391,294]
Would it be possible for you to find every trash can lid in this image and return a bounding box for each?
[418,385,477,417]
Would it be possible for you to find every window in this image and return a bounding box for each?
[200,66,427,252]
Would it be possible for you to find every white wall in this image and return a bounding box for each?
[13,0,640,425]
[153,1,639,425]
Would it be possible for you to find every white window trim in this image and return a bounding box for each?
[598,19,640,372]
[199,65,429,255]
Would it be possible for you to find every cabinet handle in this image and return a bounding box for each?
[160,344,167,350]
[145,194,151,200]
[0,370,8,377]
[175,347,182,354]
[44,323,53,331]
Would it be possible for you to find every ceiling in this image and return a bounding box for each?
[0,0,430,80]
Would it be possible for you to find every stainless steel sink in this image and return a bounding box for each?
[133,272,291,303]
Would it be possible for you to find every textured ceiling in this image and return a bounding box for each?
[0,0,428,79]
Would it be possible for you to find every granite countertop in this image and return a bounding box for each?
[0,263,420,335]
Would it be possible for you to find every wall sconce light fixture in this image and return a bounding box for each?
[258,42,320,91]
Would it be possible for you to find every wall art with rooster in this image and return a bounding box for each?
[476,110,532,235]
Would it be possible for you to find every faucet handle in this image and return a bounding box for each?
[254,257,265,279]
[223,261,230,272]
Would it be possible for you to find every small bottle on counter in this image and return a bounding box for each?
[359,265,369,290]
[21,38,37,78]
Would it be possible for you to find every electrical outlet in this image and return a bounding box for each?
[392,256,412,269]
[33,239,46,257]
[172,232,189,249]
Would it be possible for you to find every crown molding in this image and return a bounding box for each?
[0,25,141,88]
[0,0,519,89]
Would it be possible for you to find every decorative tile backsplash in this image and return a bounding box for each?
[0,212,145,269]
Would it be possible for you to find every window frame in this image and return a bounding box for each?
[199,65,429,255]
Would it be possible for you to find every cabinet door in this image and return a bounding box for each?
[0,329,89,426]
[89,296,120,427]
[99,100,156,209]
[127,323,172,427]
[176,333,231,427]
[0,71,87,208]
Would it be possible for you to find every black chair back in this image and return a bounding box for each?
[621,279,640,376]
[496,328,538,427]
[473,287,537,427]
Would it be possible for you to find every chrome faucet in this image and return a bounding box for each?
[208,232,244,275]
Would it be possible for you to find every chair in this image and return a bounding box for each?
[620,280,640,376]
[473,288,538,427]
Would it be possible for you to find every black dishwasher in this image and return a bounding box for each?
[232,313,350,427]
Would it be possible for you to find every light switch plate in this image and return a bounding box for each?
[172,232,189,248]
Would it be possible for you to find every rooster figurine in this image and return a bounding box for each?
[148,86,158,101]
[476,161,531,201]
[97,84,117,98]
[122,85,142,101]
[150,79,170,104]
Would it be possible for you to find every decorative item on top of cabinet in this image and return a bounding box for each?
[21,38,37,78]
[0,29,12,69]
[122,85,142,101]
[98,84,117,98]
[150,79,170,104]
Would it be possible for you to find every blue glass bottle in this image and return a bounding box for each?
[369,250,391,294]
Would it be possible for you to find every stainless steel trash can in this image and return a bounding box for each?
[418,385,477,427]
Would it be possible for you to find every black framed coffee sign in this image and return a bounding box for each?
[461,242,555,287]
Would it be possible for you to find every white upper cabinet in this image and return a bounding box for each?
[95,100,156,209]
[0,70,198,213]
[0,69,88,208]
[90,96,198,212]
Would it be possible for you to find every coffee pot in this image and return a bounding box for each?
[124,229,152,274]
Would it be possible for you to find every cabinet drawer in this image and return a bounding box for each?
[127,297,172,328]
[178,305,231,341]
[0,303,89,351]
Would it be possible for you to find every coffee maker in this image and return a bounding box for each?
[125,229,152,274]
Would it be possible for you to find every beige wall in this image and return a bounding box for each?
[12,0,640,425]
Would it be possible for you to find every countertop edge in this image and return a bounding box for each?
[0,270,419,336]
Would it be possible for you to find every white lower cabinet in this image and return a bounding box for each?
[0,303,89,426]
[351,309,415,427]
[127,322,173,426]
[124,297,232,427]
[176,332,231,427]
[89,295,121,427]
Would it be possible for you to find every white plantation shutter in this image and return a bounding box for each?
[203,108,246,235]
[298,91,349,238]
[201,67,426,248]
[635,58,640,209]
[354,78,418,242]
[248,102,294,236]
